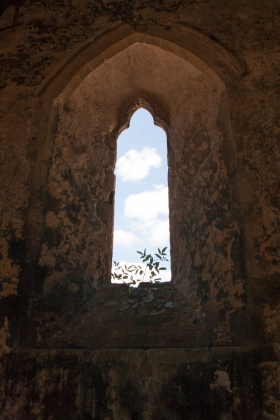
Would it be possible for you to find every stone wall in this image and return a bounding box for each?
[1,347,279,419]
[0,0,279,418]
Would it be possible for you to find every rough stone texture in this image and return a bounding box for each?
[0,0,279,418]
[0,347,279,420]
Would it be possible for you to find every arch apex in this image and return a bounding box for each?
[35,22,246,103]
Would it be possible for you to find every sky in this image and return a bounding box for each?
[112,108,171,283]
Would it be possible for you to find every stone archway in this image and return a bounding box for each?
[23,26,248,341]
[35,22,245,102]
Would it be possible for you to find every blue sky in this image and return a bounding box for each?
[112,108,171,282]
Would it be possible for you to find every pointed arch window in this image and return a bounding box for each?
[112,108,171,283]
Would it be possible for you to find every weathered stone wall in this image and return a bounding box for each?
[0,347,279,420]
[20,42,245,351]
[0,0,279,418]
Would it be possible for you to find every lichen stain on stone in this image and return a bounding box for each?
[263,305,280,343]
[0,317,10,358]
[177,121,245,327]
[261,361,280,420]
[203,220,245,323]
[37,99,115,293]
[210,370,232,393]
[0,265,19,297]
[0,101,32,298]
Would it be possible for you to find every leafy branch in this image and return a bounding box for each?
[111,247,169,288]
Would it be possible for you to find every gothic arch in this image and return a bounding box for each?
[25,28,246,323]
[35,22,245,103]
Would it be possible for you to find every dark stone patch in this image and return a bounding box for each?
[44,226,63,248]
[216,288,228,302]
[0,293,25,346]
[37,282,72,314]
[38,187,60,214]
[89,218,102,232]
[230,351,266,419]
[160,364,212,420]
[79,364,106,419]
[60,164,74,184]
[66,201,81,225]
[8,236,26,267]
[252,273,280,305]
[119,378,145,420]
[219,307,227,322]
[197,278,211,305]
[88,162,98,177]
[231,237,246,283]
[109,190,114,205]
[35,268,93,319]
[34,263,49,294]
[268,193,280,209]
[96,200,111,223]
[42,377,77,420]
[230,306,266,347]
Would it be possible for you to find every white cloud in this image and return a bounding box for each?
[149,219,170,246]
[116,147,161,182]
[159,269,171,282]
[113,230,136,247]
[124,184,168,222]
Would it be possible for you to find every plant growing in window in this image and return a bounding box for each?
[111,247,168,288]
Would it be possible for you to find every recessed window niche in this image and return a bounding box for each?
[38,41,243,324]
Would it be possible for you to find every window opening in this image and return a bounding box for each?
[112,108,171,284]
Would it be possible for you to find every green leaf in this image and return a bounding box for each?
[162,247,167,253]
[159,267,166,270]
